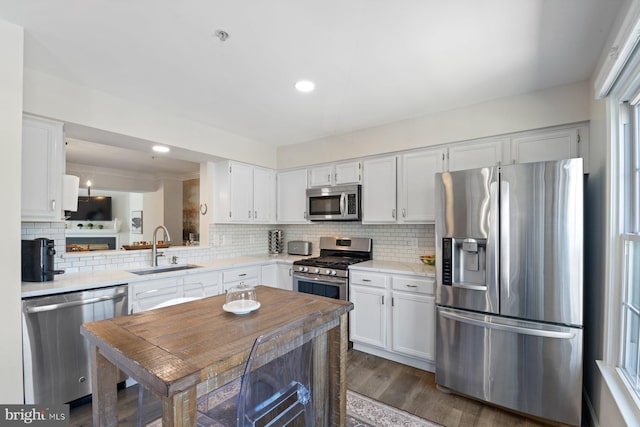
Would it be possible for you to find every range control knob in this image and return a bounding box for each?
[313,268,320,274]
[330,270,337,276]
[298,266,308,272]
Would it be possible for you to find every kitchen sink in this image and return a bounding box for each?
[128,264,202,275]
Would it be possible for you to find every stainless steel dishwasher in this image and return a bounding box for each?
[22,285,128,404]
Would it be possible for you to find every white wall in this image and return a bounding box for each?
[128,192,143,245]
[22,69,277,169]
[142,190,163,243]
[0,17,25,403]
[277,81,591,168]
[162,179,184,245]
[67,162,160,193]
[139,181,182,245]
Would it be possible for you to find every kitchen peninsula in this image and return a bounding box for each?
[80,286,352,426]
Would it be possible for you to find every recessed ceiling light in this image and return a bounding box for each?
[295,80,315,93]
[214,30,229,42]
[152,145,170,153]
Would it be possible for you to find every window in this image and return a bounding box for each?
[618,99,640,399]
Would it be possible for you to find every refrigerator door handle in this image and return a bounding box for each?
[439,308,577,340]
[452,283,487,291]
[486,178,500,312]
[500,179,510,300]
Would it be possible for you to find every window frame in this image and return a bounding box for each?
[605,43,640,414]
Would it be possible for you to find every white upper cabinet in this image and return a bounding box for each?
[308,164,333,187]
[510,125,589,171]
[228,161,254,222]
[362,156,397,223]
[363,149,444,224]
[213,161,276,223]
[277,168,309,223]
[447,138,506,171]
[253,166,276,222]
[398,148,445,223]
[308,160,362,187]
[21,115,65,221]
[334,160,362,185]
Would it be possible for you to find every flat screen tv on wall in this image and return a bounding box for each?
[66,196,112,221]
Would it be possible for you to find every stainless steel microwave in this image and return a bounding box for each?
[306,184,361,221]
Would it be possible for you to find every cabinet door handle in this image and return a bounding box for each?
[254,210,257,219]
[402,208,406,218]
[392,209,396,219]
[327,173,331,183]
[51,199,56,211]
[392,297,395,307]
[248,210,251,219]
[199,203,208,215]
[381,295,385,305]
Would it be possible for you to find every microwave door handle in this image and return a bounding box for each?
[340,193,346,217]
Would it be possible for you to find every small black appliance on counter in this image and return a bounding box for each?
[21,238,63,282]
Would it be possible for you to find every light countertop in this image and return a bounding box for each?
[349,260,435,278]
[21,254,304,298]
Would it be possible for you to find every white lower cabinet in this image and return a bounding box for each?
[130,270,222,313]
[260,262,293,290]
[130,277,182,313]
[183,271,220,297]
[391,291,435,361]
[350,283,387,348]
[349,267,435,371]
[222,265,259,293]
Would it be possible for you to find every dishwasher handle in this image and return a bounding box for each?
[25,291,127,314]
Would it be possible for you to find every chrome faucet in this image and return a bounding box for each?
[152,225,171,267]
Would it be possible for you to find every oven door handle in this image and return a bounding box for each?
[293,272,347,286]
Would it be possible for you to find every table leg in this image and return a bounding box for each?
[161,387,197,426]
[89,346,119,427]
[327,312,348,427]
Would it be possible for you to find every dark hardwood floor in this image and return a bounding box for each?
[70,349,560,426]
[346,350,557,427]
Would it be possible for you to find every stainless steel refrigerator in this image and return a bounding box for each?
[434,158,583,426]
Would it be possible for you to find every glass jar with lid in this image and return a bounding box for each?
[223,283,260,314]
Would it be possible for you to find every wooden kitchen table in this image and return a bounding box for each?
[80,286,353,426]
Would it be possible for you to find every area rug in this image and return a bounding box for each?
[346,390,441,427]
[148,387,440,426]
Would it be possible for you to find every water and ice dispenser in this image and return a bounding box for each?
[441,237,487,287]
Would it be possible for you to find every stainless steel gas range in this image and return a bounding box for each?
[292,236,372,301]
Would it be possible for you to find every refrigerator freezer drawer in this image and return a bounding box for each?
[436,306,583,426]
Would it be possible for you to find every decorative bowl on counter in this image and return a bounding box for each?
[420,255,436,266]
[223,284,260,315]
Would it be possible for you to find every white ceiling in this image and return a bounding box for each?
[0,0,625,172]
[65,138,201,176]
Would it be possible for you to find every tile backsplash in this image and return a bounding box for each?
[21,221,435,273]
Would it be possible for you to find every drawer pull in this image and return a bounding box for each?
[239,273,247,277]
[362,279,371,282]
[406,284,418,288]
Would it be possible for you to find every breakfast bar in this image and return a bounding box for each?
[80,286,353,426]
